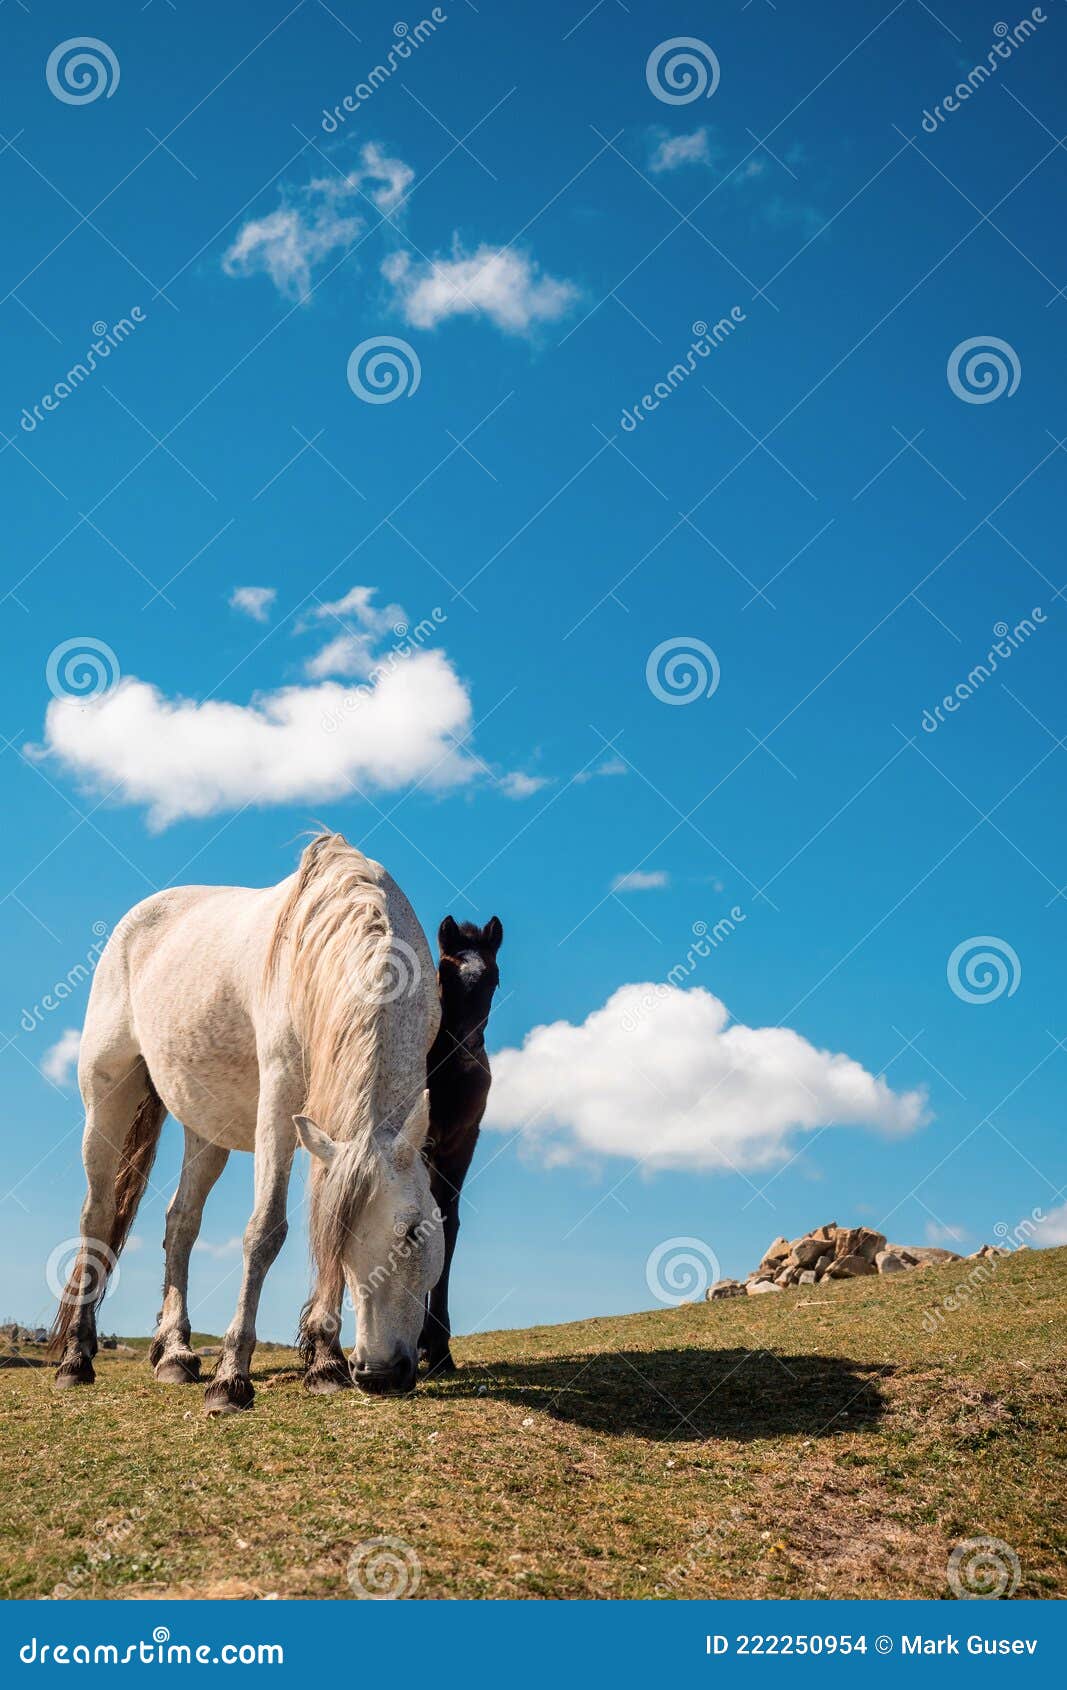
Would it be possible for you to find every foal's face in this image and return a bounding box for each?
[437,914,503,1048]
[345,1138,444,1394]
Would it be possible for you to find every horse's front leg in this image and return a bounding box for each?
[151,1129,229,1384]
[204,1088,295,1417]
[299,1224,351,1395]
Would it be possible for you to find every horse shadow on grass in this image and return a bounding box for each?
[441,1347,891,1440]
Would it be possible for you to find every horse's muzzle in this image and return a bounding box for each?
[350,1355,417,1395]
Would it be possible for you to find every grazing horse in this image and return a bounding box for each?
[418,914,503,1376]
[49,832,443,1413]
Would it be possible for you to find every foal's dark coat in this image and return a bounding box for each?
[419,914,503,1374]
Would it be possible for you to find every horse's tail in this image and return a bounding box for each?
[47,1080,166,1355]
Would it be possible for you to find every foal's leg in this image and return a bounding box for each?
[419,1144,476,1376]
[151,1129,229,1384]
[204,1090,295,1417]
[299,1160,351,1395]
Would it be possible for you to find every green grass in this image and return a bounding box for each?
[2,1246,1065,1600]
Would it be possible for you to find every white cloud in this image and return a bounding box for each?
[383,244,578,335]
[230,586,277,623]
[1033,1203,1067,1246]
[485,984,928,1172]
[649,128,713,173]
[222,143,413,299]
[193,1236,243,1259]
[42,1028,81,1087]
[31,647,476,830]
[575,755,627,785]
[301,586,406,679]
[612,870,669,892]
[499,771,551,799]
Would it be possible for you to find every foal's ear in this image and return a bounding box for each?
[438,915,463,957]
[293,1114,337,1168]
[393,1090,430,1169]
[484,915,503,954]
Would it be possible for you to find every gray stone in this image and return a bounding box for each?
[891,1245,962,1266]
[746,1279,783,1295]
[833,1227,887,1263]
[706,1278,746,1300]
[826,1252,876,1278]
[875,1249,910,1275]
[797,1270,817,1285]
[790,1237,828,1269]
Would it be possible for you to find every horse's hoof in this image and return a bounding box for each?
[54,1357,95,1389]
[155,1353,201,1385]
[304,1361,352,1395]
[203,1376,254,1417]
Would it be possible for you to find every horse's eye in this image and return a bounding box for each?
[405,1225,422,1247]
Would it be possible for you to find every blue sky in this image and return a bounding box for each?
[2,0,1065,1344]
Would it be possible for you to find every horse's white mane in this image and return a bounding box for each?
[265,831,395,1143]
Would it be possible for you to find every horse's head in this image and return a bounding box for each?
[294,1092,444,1395]
[437,914,503,1049]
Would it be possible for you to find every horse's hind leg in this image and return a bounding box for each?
[151,1129,229,1384]
[53,1056,165,1387]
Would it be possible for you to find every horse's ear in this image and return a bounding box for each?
[293,1114,337,1168]
[484,916,503,954]
[394,1090,430,1168]
[438,915,462,957]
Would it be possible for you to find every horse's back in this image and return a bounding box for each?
[85,880,292,1147]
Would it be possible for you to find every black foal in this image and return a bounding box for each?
[419,913,503,1375]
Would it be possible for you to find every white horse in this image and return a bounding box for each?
[50,832,444,1413]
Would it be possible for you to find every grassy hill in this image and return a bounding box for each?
[2,1245,1065,1599]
